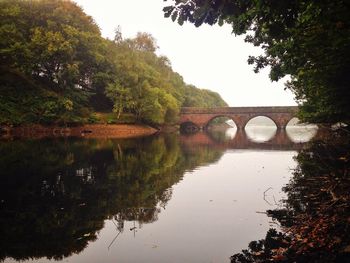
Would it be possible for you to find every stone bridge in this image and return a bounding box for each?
[179,106,299,131]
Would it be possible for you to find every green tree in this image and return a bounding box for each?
[164,0,350,124]
[105,31,226,125]
[126,32,158,52]
[0,0,116,124]
[0,0,111,91]
[0,1,228,126]
[106,81,132,119]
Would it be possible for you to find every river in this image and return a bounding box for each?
[2,125,341,263]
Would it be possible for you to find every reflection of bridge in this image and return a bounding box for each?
[180,129,310,151]
[180,107,298,130]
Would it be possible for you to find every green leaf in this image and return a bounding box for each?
[171,11,178,22]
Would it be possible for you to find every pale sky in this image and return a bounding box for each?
[74,0,296,107]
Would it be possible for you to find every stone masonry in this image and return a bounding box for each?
[179,106,299,130]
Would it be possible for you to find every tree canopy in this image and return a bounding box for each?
[0,0,227,126]
[164,0,350,124]
[0,0,111,91]
[104,31,227,125]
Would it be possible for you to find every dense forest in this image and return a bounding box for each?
[0,0,227,127]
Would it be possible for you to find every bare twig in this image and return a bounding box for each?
[263,187,273,206]
[108,219,122,250]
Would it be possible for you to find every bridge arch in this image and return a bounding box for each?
[285,117,319,128]
[285,117,300,127]
[247,114,294,130]
[285,117,318,142]
[180,121,200,133]
[179,106,298,131]
[244,115,279,129]
[205,115,238,129]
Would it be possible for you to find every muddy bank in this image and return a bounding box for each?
[0,124,158,139]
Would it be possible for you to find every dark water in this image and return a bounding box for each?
[1,126,337,263]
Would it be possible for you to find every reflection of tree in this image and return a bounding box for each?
[231,131,350,262]
[180,143,224,171]
[0,135,224,261]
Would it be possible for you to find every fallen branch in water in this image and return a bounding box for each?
[263,187,273,206]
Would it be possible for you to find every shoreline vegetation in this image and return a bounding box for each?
[0,0,227,130]
[1,0,349,262]
[230,129,350,263]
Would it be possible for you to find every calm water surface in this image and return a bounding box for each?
[0,127,317,263]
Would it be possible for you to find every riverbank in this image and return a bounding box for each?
[0,124,158,139]
[230,129,350,263]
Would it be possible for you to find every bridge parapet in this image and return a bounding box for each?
[181,106,298,114]
[179,106,299,131]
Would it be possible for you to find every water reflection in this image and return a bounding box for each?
[231,130,350,262]
[286,126,318,143]
[285,117,318,143]
[0,135,224,261]
[183,128,317,151]
[0,128,319,262]
[225,127,237,139]
[206,124,317,146]
[245,126,277,143]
